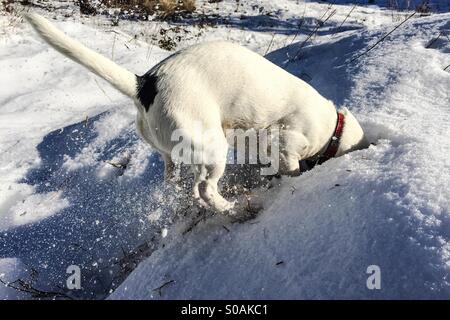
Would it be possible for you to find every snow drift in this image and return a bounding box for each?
[1,0,449,299]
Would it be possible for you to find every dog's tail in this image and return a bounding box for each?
[25,13,137,98]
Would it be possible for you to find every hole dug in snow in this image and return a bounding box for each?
[361,119,410,147]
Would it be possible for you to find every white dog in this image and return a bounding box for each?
[26,13,367,213]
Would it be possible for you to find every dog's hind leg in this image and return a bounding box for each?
[193,165,208,208]
[191,132,234,213]
[162,153,178,182]
[194,162,235,213]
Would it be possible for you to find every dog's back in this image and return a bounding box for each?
[149,41,333,130]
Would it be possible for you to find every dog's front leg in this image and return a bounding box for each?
[278,130,307,176]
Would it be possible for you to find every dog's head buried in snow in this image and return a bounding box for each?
[26,13,368,214]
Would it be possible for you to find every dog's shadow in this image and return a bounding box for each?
[0,109,267,299]
[0,111,174,299]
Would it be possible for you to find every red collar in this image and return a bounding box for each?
[317,112,345,164]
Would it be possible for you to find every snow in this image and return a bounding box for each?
[1,0,450,299]
[0,258,28,300]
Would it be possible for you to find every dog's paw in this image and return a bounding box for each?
[244,193,264,214]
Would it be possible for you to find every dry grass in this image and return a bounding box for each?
[79,0,97,15]
[99,0,196,19]
[1,0,14,14]
[166,0,196,14]
[0,0,27,36]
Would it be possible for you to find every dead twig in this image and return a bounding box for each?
[94,78,114,102]
[288,2,307,46]
[111,33,117,60]
[290,186,296,195]
[105,160,127,169]
[328,183,342,190]
[263,228,268,240]
[334,4,356,36]
[425,31,443,48]
[0,278,73,300]
[152,280,175,297]
[182,210,209,235]
[350,11,416,63]
[292,8,337,61]
[263,33,275,56]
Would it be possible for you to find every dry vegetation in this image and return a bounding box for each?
[80,0,197,20]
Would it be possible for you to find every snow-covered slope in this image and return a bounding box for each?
[0,4,172,299]
[1,0,449,299]
[111,5,450,299]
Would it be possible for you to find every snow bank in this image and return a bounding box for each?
[0,258,28,299]
[111,10,450,299]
